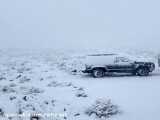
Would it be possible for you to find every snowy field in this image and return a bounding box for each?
[0,49,160,120]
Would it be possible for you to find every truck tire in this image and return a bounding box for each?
[137,67,149,76]
[92,69,105,78]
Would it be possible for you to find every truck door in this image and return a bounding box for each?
[114,57,134,72]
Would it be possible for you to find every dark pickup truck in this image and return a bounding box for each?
[83,54,155,78]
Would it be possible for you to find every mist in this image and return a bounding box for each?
[0,0,160,51]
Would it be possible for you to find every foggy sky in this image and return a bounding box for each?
[0,0,160,51]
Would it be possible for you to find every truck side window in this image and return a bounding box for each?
[114,57,120,63]
[115,57,129,63]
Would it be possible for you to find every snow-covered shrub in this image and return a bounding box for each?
[75,87,88,98]
[20,87,44,95]
[76,90,88,98]
[0,86,16,94]
[0,108,4,116]
[0,76,6,81]
[85,98,119,119]
[9,83,17,88]
[19,76,31,83]
[47,81,73,87]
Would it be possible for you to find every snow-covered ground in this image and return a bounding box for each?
[0,49,160,120]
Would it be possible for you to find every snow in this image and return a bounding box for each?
[84,55,116,66]
[0,49,159,120]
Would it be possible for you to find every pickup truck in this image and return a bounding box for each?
[82,54,155,78]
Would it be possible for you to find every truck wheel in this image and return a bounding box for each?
[137,67,149,76]
[92,69,105,78]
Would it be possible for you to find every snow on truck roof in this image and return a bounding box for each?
[87,54,117,56]
[87,53,135,58]
[85,53,154,63]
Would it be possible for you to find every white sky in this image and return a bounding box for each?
[0,0,160,51]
